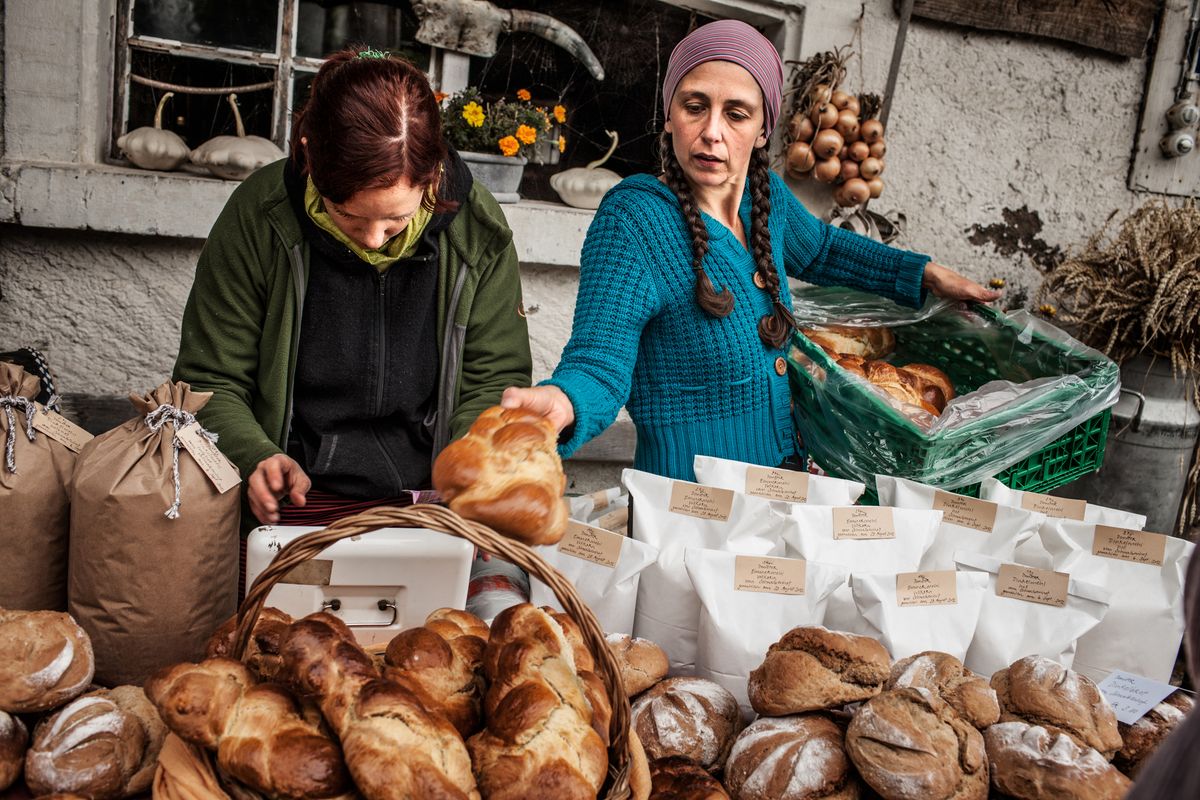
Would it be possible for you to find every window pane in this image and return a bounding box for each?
[133,0,280,53]
[126,49,277,153]
[297,0,428,68]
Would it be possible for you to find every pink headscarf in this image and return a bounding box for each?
[661,19,785,135]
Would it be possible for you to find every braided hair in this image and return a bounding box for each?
[659,133,796,348]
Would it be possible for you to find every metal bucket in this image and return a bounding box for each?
[1056,356,1199,533]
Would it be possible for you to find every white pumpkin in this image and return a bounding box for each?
[190,93,284,181]
[550,130,622,210]
[117,92,190,171]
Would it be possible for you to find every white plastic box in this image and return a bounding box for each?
[245,525,473,646]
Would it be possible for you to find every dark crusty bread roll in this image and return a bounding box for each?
[991,655,1121,760]
[0,609,94,713]
[145,658,349,799]
[725,714,860,800]
[1113,689,1193,777]
[432,406,569,546]
[280,612,480,800]
[632,677,742,772]
[606,633,670,698]
[801,326,896,361]
[846,687,987,800]
[648,756,730,799]
[984,721,1131,800]
[0,710,28,792]
[888,652,999,730]
[750,627,891,716]
[204,606,293,682]
[383,624,487,738]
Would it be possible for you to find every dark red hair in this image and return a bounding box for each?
[291,48,449,206]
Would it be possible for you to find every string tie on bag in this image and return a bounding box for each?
[144,403,219,520]
[0,394,38,473]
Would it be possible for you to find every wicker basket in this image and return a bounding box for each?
[231,503,634,800]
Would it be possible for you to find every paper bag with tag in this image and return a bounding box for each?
[851,569,989,661]
[0,362,89,611]
[693,455,866,505]
[67,380,240,686]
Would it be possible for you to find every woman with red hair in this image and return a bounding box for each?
[173,49,532,531]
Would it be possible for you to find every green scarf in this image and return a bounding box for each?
[304,177,432,272]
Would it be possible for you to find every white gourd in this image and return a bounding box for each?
[190,93,284,181]
[550,130,622,210]
[117,92,190,171]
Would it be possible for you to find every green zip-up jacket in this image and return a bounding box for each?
[172,159,532,497]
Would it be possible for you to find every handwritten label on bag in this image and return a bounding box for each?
[744,466,810,502]
[669,482,733,521]
[1096,670,1180,725]
[734,555,806,595]
[1019,490,1087,520]
[176,424,242,494]
[996,563,1069,607]
[557,521,624,568]
[833,506,896,540]
[589,489,612,512]
[933,491,998,533]
[594,506,629,534]
[1092,525,1166,567]
[30,403,93,453]
[896,570,959,606]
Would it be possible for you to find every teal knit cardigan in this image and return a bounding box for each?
[544,171,929,481]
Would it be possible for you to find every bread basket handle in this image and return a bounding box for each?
[234,503,633,800]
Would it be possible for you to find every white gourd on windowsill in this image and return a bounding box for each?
[550,129,622,210]
[190,93,284,181]
[117,92,191,172]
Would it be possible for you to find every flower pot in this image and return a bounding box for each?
[459,151,526,203]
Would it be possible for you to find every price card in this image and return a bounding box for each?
[30,403,93,453]
[1096,670,1179,725]
[176,424,242,494]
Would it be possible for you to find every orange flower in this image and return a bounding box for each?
[516,88,532,101]
[434,91,448,103]
[558,135,566,153]
[516,124,538,145]
[498,135,520,157]
[553,104,566,123]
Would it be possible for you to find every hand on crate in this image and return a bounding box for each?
[922,262,1002,304]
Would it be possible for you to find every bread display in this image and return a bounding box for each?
[846,687,987,800]
[749,627,890,716]
[984,721,1131,800]
[383,623,487,737]
[204,606,293,682]
[631,677,742,772]
[801,325,896,361]
[990,655,1121,759]
[606,633,670,697]
[484,603,582,680]
[647,756,731,799]
[482,636,592,723]
[888,652,1000,729]
[835,357,955,416]
[725,714,861,800]
[426,607,491,643]
[25,686,166,799]
[146,657,350,799]
[0,609,95,713]
[431,406,569,546]
[0,710,27,792]
[280,612,479,800]
[1113,690,1193,777]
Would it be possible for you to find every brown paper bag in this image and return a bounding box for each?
[0,362,77,611]
[68,380,239,687]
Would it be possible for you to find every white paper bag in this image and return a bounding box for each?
[851,570,989,661]
[684,547,847,719]
[567,486,627,524]
[979,478,1147,529]
[956,551,1111,678]
[530,520,660,635]
[876,475,1044,571]
[625,468,790,674]
[779,504,941,634]
[1040,518,1193,683]
[693,455,865,505]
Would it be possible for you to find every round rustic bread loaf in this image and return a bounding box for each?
[606,633,670,697]
[0,710,27,792]
[632,677,742,772]
[846,687,987,800]
[990,655,1121,759]
[25,693,149,799]
[888,651,999,729]
[725,714,861,800]
[750,627,890,716]
[648,756,731,799]
[1113,690,1193,777]
[984,721,1131,800]
[0,609,94,713]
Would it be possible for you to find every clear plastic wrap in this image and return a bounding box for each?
[787,289,1120,489]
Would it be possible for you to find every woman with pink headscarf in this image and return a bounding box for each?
[504,19,994,480]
